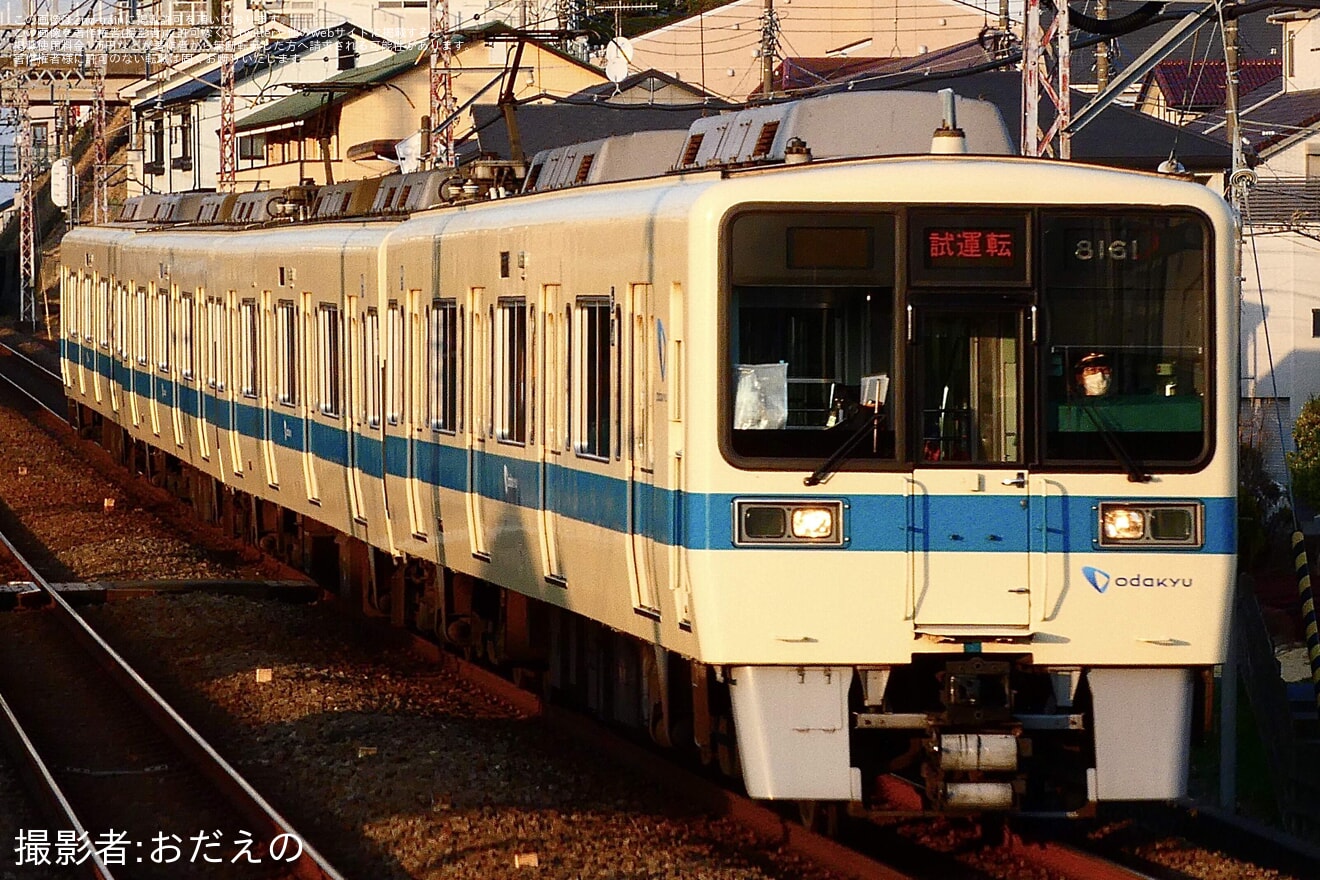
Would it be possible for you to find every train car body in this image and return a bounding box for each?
[60,92,1237,817]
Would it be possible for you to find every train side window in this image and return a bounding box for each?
[82,276,94,343]
[115,283,128,358]
[572,297,612,460]
[364,307,381,428]
[496,298,527,444]
[427,299,459,431]
[155,289,171,372]
[276,300,297,406]
[317,304,342,418]
[62,269,75,339]
[135,286,148,366]
[179,292,196,381]
[387,302,404,425]
[206,296,227,391]
[240,299,259,397]
[98,279,110,350]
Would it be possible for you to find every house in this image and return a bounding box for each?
[1070,3,1281,97]
[571,69,728,106]
[120,22,399,195]
[459,101,727,164]
[232,25,608,189]
[751,39,995,98]
[625,0,1006,101]
[1136,58,1281,126]
[1168,11,1320,478]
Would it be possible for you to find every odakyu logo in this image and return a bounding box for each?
[1082,565,1193,594]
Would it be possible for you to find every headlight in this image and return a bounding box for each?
[791,507,834,539]
[1102,507,1145,540]
[1097,502,1202,548]
[735,500,844,546]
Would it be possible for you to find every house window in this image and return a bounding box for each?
[239,133,266,161]
[573,297,612,459]
[276,301,297,405]
[1312,309,1320,338]
[427,299,459,431]
[32,123,48,163]
[318,304,342,417]
[497,298,527,443]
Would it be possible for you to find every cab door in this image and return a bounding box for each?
[908,306,1033,633]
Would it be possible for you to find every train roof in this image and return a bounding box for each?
[106,87,1222,235]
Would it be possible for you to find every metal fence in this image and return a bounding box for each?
[0,144,52,179]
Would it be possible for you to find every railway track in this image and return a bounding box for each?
[0,338,66,420]
[0,527,346,880]
[0,332,1306,880]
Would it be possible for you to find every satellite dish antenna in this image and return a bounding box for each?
[604,36,634,84]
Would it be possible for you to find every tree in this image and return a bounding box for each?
[1287,395,1320,511]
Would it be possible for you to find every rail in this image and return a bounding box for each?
[0,527,347,880]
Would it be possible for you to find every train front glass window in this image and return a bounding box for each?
[725,211,896,463]
[1041,212,1209,465]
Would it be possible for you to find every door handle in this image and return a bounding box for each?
[1001,472,1027,488]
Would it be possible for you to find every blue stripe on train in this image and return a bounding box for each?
[63,346,1237,554]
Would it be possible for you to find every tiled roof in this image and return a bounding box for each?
[573,68,725,102]
[462,103,719,162]
[1193,87,1320,155]
[234,23,601,134]
[152,24,398,108]
[1070,4,1280,87]
[1142,58,1280,109]
[750,39,993,98]
[235,45,423,133]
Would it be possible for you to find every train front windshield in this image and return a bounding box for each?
[723,207,1211,472]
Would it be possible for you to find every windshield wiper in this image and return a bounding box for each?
[1079,400,1151,483]
[804,408,881,487]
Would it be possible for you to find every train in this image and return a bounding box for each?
[59,89,1237,820]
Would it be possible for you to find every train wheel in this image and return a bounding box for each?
[796,801,841,837]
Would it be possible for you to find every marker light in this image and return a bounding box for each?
[791,507,835,539]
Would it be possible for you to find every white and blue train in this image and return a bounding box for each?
[60,91,1237,819]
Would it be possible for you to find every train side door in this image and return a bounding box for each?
[628,283,660,615]
[466,287,490,560]
[539,285,566,584]
[908,306,1033,633]
[108,282,123,413]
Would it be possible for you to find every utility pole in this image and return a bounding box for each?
[17,83,37,331]
[1022,0,1071,159]
[760,0,776,97]
[219,0,237,191]
[93,52,109,224]
[1096,0,1110,91]
[1225,11,1243,174]
[428,0,456,168]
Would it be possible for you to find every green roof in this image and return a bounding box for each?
[236,46,424,133]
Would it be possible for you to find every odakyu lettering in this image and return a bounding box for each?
[1082,565,1193,594]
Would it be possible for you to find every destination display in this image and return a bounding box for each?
[909,211,1029,286]
[786,226,873,270]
